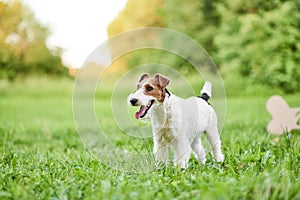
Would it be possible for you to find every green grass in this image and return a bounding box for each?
[0,77,300,200]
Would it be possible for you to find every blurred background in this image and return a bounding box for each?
[0,0,299,95]
[0,0,299,131]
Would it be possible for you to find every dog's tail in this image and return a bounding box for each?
[199,81,212,102]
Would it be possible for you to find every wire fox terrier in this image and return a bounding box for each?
[128,73,224,168]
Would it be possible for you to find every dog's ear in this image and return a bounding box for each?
[154,74,170,88]
[138,73,150,83]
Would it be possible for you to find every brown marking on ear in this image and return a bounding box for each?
[139,73,150,83]
[154,73,170,88]
[136,73,150,89]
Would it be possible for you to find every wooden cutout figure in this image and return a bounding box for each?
[266,95,300,135]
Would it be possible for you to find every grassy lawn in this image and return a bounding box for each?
[0,78,299,199]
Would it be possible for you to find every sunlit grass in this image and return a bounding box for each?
[0,78,299,199]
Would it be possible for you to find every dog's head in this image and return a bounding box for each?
[128,73,170,119]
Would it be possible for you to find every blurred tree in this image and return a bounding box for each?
[160,0,220,54]
[107,0,163,37]
[0,0,67,80]
[158,0,220,73]
[107,0,300,92]
[107,0,163,74]
[215,0,300,92]
[107,0,220,74]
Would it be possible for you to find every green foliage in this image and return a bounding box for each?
[124,0,220,73]
[107,0,163,36]
[0,49,23,81]
[107,0,300,93]
[160,0,220,54]
[215,0,300,92]
[1,78,300,199]
[0,0,67,80]
[125,49,197,75]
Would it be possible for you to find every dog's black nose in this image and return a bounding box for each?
[130,98,138,106]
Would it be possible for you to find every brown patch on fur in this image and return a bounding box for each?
[154,73,170,88]
[143,74,170,102]
[137,73,150,90]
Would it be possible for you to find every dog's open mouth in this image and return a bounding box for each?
[135,100,155,119]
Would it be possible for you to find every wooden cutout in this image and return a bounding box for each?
[266,95,300,135]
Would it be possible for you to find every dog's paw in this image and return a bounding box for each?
[215,153,225,162]
[199,157,207,164]
[174,160,189,169]
[155,161,166,168]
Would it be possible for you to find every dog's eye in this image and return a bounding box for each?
[146,86,153,92]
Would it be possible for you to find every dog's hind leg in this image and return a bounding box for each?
[192,137,206,164]
[205,126,224,162]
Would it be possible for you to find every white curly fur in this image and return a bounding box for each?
[128,74,224,168]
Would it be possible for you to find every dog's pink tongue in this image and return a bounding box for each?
[135,106,146,119]
[135,112,140,119]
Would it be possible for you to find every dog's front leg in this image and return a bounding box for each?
[153,138,168,165]
[173,140,192,169]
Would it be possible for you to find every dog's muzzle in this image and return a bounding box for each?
[129,97,155,119]
[134,100,155,119]
[130,98,138,106]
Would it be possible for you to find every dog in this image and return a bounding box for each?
[128,73,224,168]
